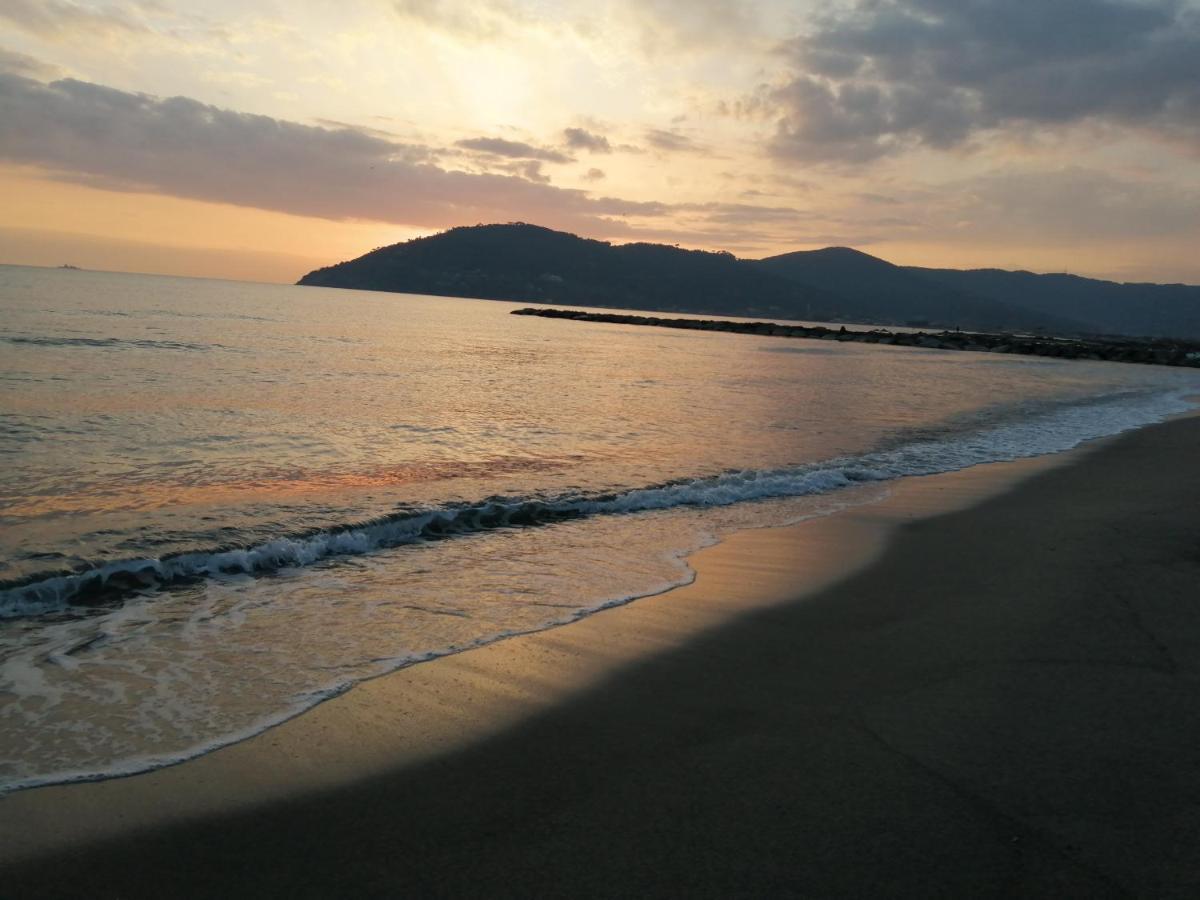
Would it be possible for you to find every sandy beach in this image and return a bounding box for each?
[3,414,1200,898]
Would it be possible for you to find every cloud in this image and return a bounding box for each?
[454,136,573,163]
[939,166,1200,242]
[388,0,765,57]
[674,201,816,226]
[0,46,65,79]
[0,72,673,236]
[0,0,232,52]
[644,128,708,153]
[818,164,1200,249]
[312,118,406,142]
[492,159,551,183]
[768,0,1200,161]
[0,0,148,39]
[391,0,528,40]
[563,127,612,154]
[0,70,870,251]
[584,168,606,181]
[620,0,765,54]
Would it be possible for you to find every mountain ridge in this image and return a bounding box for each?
[299,223,842,322]
[908,265,1200,340]
[298,223,1200,339]
[755,247,1083,334]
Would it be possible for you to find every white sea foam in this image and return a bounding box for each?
[4,390,1195,612]
[0,542,706,795]
[3,386,1193,621]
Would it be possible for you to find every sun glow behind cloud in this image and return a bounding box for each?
[0,0,1198,283]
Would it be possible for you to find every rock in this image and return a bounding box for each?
[506,308,1200,370]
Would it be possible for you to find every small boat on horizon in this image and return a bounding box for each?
[58,264,82,270]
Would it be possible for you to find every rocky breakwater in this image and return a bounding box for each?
[511,308,1200,369]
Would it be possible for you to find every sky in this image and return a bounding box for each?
[1,0,1198,284]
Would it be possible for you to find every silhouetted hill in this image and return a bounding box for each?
[299,224,1200,338]
[910,267,1200,340]
[299,223,839,320]
[754,247,1082,333]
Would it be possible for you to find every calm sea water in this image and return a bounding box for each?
[1,265,1197,792]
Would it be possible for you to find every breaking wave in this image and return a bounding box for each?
[2,387,1194,620]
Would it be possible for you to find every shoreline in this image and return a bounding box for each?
[0,442,1073,856]
[0,417,1116,801]
[3,416,1200,895]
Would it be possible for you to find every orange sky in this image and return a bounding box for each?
[1,1,1199,284]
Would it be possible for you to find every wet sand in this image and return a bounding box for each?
[3,416,1200,897]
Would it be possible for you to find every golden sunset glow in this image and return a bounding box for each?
[2,1,1199,282]
[0,165,419,281]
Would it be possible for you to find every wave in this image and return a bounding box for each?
[2,387,1194,620]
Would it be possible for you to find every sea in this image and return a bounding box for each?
[2,264,1197,794]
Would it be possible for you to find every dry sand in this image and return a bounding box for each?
[2,416,1199,897]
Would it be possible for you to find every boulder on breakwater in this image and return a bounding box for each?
[510,307,1200,369]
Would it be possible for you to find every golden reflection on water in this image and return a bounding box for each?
[2,455,588,518]
[3,269,1199,791]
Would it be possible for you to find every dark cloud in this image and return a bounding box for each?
[521,161,550,183]
[494,159,551,183]
[454,136,574,163]
[0,72,669,235]
[770,0,1200,161]
[584,168,606,181]
[563,127,612,154]
[644,128,708,153]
